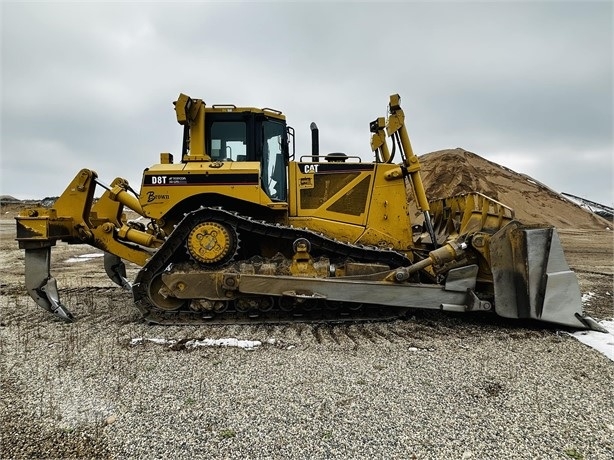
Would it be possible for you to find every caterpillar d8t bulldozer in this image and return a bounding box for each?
[15,93,601,330]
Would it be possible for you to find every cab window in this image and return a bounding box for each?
[210,121,247,161]
[262,120,287,201]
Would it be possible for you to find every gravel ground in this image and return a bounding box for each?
[1,222,613,459]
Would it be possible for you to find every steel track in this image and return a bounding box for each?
[132,207,413,325]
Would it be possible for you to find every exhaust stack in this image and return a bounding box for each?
[310,122,319,162]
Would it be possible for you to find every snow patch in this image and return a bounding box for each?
[65,253,104,263]
[569,320,614,362]
[581,292,596,305]
[130,337,175,346]
[185,338,262,350]
[130,337,263,350]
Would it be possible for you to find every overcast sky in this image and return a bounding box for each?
[1,1,612,207]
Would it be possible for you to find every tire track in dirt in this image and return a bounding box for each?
[292,323,306,341]
[369,323,398,343]
[385,322,414,340]
[573,269,613,276]
[310,325,324,344]
[325,326,341,345]
[338,324,360,349]
[354,324,379,344]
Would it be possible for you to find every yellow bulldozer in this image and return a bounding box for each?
[15,93,601,330]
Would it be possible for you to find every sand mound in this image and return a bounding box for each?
[417,148,609,230]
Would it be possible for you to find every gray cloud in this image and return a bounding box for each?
[1,1,612,206]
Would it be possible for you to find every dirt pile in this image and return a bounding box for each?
[418,148,610,230]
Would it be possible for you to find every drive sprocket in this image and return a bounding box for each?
[186,221,238,265]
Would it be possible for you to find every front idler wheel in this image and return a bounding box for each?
[148,275,184,311]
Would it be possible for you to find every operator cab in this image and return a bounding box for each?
[205,113,288,201]
[177,97,290,202]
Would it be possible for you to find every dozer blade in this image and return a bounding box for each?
[104,253,132,291]
[24,248,74,322]
[489,222,601,331]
